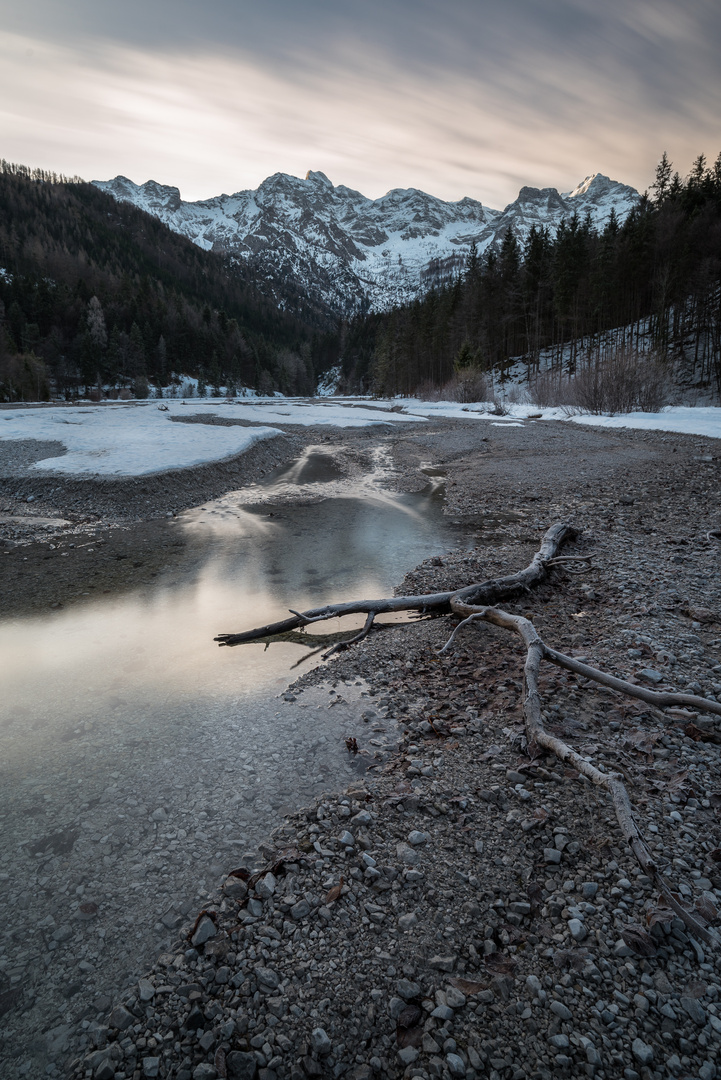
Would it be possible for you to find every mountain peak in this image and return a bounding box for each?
[305,170,333,188]
[92,167,639,315]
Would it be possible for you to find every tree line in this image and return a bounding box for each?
[0,163,337,402]
[336,151,721,397]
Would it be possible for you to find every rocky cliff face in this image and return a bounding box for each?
[93,169,638,315]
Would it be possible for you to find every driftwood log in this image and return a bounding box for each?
[216,522,721,949]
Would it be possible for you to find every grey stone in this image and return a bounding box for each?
[254,965,280,990]
[423,1034,441,1053]
[198,1031,216,1052]
[310,1027,332,1056]
[397,978,421,1000]
[191,914,217,947]
[445,986,466,1010]
[150,807,167,822]
[108,1005,135,1032]
[680,995,706,1025]
[224,877,248,900]
[613,939,633,957]
[550,1001,572,1021]
[397,1047,419,1065]
[338,830,355,847]
[446,1053,466,1077]
[255,873,276,899]
[247,897,263,917]
[193,1065,217,1080]
[389,996,407,1019]
[226,1051,258,1080]
[631,1039,654,1066]
[94,1061,115,1080]
[138,978,155,1002]
[699,1063,717,1080]
[637,668,664,684]
[398,912,418,931]
[351,810,372,826]
[407,830,429,846]
[52,923,73,942]
[396,842,421,866]
[568,918,587,942]
[427,954,456,972]
[431,1004,455,1021]
[291,899,310,919]
[548,1034,570,1049]
[215,966,231,984]
[543,848,562,864]
[142,1058,161,1078]
[506,770,527,784]
[525,975,542,997]
[468,1046,483,1070]
[581,881,598,898]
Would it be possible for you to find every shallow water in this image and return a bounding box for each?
[0,444,469,1076]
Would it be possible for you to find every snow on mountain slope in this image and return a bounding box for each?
[93,169,638,315]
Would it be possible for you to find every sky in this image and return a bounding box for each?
[1,0,719,209]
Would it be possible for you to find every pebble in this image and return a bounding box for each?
[631,1038,654,1066]
[310,1027,332,1056]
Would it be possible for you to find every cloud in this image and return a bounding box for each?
[0,0,719,206]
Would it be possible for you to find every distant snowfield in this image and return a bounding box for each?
[393,400,721,439]
[0,399,422,477]
[0,398,718,478]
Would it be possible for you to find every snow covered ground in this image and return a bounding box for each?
[392,400,721,439]
[0,398,718,478]
[0,399,422,477]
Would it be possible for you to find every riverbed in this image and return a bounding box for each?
[0,442,472,1077]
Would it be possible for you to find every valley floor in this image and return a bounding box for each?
[1,416,721,1080]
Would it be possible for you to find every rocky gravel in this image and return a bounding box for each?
[1,413,721,1080]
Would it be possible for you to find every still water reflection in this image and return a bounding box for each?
[0,444,469,1076]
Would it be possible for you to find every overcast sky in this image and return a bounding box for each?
[1,0,719,207]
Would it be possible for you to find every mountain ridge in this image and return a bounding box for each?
[93,169,639,316]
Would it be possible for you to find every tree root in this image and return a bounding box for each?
[214,520,721,951]
[447,599,721,949]
[215,522,578,646]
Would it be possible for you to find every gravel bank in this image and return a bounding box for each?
[1,416,720,1080]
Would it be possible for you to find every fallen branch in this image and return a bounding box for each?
[448,599,721,948]
[215,522,578,646]
[215,519,720,951]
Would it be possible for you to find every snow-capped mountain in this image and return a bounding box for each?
[93,170,638,315]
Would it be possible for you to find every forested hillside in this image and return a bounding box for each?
[337,152,721,398]
[0,162,335,401]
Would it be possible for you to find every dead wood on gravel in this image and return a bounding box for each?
[215,521,721,951]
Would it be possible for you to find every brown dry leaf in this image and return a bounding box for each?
[325,877,344,906]
[527,882,543,911]
[621,925,658,957]
[709,793,721,808]
[484,953,517,976]
[397,1004,423,1029]
[227,867,251,881]
[396,1025,423,1049]
[448,977,488,995]
[646,903,675,929]
[708,848,721,862]
[214,1048,227,1079]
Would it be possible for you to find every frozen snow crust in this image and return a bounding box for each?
[0,399,423,477]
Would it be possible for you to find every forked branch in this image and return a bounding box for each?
[215,522,578,647]
[448,599,721,948]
